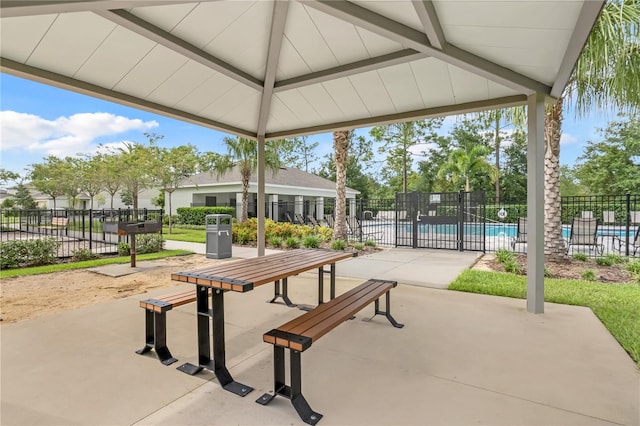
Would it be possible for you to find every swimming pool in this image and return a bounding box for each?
[376,223,633,239]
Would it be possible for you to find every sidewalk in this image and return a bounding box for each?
[1,244,638,425]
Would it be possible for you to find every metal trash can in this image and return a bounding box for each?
[205,214,232,259]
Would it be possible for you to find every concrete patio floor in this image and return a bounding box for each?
[1,247,638,425]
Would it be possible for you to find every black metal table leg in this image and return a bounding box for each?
[269,278,297,307]
[178,286,253,396]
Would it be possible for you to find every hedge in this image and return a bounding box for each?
[176,206,236,225]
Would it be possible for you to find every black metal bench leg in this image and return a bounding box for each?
[153,311,178,365]
[136,309,178,365]
[269,279,297,307]
[374,292,404,329]
[136,309,154,355]
[290,350,322,425]
[257,348,321,425]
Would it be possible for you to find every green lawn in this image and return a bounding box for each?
[162,227,206,243]
[449,269,640,367]
[0,249,192,279]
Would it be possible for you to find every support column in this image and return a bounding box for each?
[294,196,304,216]
[269,194,279,221]
[235,193,243,223]
[348,198,356,217]
[527,93,545,314]
[315,197,324,221]
[257,136,266,256]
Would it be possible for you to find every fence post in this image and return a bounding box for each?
[458,190,465,252]
[411,192,418,249]
[89,210,93,250]
[625,193,631,257]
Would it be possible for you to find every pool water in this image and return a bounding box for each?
[386,223,632,239]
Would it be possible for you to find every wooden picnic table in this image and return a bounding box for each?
[170,248,356,396]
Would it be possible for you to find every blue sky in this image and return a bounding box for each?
[1,73,614,184]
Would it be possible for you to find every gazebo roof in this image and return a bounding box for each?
[0,0,603,140]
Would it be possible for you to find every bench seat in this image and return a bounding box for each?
[257,278,403,425]
[39,217,68,232]
[136,289,200,365]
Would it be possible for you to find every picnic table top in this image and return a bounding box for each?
[170,249,356,292]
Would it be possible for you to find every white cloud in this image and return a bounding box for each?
[560,133,578,145]
[0,111,158,157]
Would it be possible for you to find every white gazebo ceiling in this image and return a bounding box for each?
[0,0,603,140]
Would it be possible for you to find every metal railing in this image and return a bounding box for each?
[0,208,163,258]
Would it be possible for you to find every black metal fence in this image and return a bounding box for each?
[258,192,639,257]
[0,208,163,258]
[487,193,640,257]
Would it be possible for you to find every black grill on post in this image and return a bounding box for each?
[103,221,162,267]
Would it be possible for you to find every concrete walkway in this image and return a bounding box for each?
[1,244,638,426]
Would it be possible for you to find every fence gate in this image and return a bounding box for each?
[395,191,486,252]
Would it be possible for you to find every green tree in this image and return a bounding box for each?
[14,182,36,209]
[543,0,640,260]
[155,144,201,232]
[317,133,378,199]
[99,152,124,210]
[559,165,588,197]
[216,137,281,222]
[273,136,319,173]
[370,119,443,193]
[414,135,453,194]
[500,130,528,201]
[118,134,158,210]
[0,169,19,187]
[30,156,68,210]
[79,155,106,210]
[575,116,640,194]
[59,157,84,209]
[436,119,496,192]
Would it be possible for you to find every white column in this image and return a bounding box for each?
[294,196,304,216]
[257,136,266,257]
[235,193,243,223]
[348,198,356,217]
[269,194,279,221]
[315,197,324,221]
[527,93,545,314]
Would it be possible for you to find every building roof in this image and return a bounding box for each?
[185,166,358,194]
[0,1,602,140]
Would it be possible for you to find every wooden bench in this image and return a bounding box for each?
[256,278,403,425]
[136,289,203,365]
[40,217,68,233]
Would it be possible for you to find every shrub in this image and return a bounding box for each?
[581,269,596,281]
[118,242,130,256]
[302,235,321,249]
[627,259,640,275]
[331,239,347,251]
[364,240,376,247]
[544,267,552,277]
[72,248,99,261]
[495,248,514,263]
[572,253,588,261]
[136,234,165,254]
[604,253,625,264]
[0,238,60,269]
[595,256,613,266]
[285,237,300,249]
[503,259,521,274]
[176,207,235,225]
[353,243,364,250]
[267,236,282,248]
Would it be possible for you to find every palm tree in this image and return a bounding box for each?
[438,145,498,192]
[544,0,640,260]
[333,130,350,241]
[218,137,281,223]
